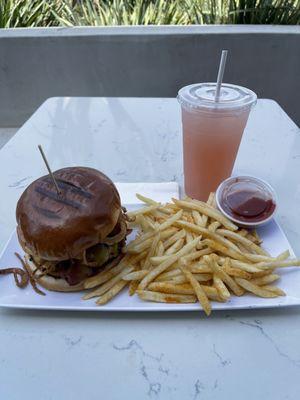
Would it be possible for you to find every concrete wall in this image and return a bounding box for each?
[0,25,299,127]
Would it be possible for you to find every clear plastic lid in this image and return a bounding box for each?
[177,82,257,111]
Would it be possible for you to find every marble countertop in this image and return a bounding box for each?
[0,97,300,400]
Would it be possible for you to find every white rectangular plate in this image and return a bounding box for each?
[0,185,299,312]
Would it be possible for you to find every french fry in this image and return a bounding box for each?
[96,280,128,305]
[223,266,252,280]
[165,238,184,255]
[144,215,157,230]
[243,253,277,262]
[176,221,244,257]
[127,205,159,218]
[216,228,269,256]
[260,285,285,296]
[165,203,180,212]
[137,215,150,232]
[137,290,196,303]
[207,192,215,205]
[254,259,300,270]
[252,230,262,244]
[182,248,213,263]
[123,270,148,281]
[168,275,188,284]
[221,256,252,280]
[159,228,178,239]
[185,230,194,243]
[188,263,212,274]
[129,250,148,265]
[156,241,165,256]
[209,192,217,208]
[201,194,212,227]
[235,278,279,298]
[83,192,300,312]
[136,193,159,206]
[154,281,221,301]
[251,274,280,286]
[192,210,204,227]
[138,238,199,290]
[246,232,261,244]
[84,256,130,289]
[157,207,173,216]
[236,243,252,254]
[127,228,177,251]
[155,268,182,281]
[143,233,161,269]
[150,255,171,265]
[250,269,274,278]
[218,258,263,273]
[179,264,212,315]
[201,285,224,301]
[126,237,154,254]
[125,231,155,250]
[156,210,183,232]
[173,199,238,231]
[193,273,213,282]
[205,255,244,296]
[151,209,169,220]
[196,238,204,250]
[213,275,230,301]
[83,266,133,300]
[148,282,194,295]
[202,239,246,262]
[276,250,290,261]
[208,221,221,232]
[163,229,186,249]
[127,228,177,254]
[147,282,221,301]
[167,273,212,284]
[128,280,139,296]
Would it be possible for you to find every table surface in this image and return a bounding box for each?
[1,97,300,400]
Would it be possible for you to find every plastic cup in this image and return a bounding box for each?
[177,83,257,201]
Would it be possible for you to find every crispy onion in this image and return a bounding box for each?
[82,249,98,268]
[103,219,127,245]
[0,267,29,288]
[104,253,124,270]
[122,207,135,223]
[15,253,46,296]
[33,261,56,278]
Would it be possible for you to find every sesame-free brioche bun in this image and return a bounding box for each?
[16,167,121,262]
[25,256,85,292]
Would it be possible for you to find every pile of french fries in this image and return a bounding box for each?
[82,193,300,315]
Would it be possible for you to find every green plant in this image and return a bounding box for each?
[227,0,300,24]
[58,0,300,26]
[0,0,63,28]
[53,0,191,26]
[0,0,299,28]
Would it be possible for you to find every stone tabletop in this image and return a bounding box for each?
[0,97,300,400]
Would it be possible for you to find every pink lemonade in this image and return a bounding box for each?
[178,83,257,201]
[182,107,250,200]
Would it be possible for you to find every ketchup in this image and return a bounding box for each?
[220,178,276,223]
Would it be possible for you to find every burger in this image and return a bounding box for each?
[16,167,128,292]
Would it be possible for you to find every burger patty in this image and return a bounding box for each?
[31,239,126,286]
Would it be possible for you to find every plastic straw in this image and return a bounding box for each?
[215,50,228,102]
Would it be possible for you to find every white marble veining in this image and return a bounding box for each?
[1,97,300,400]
